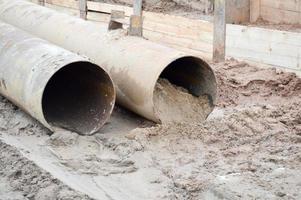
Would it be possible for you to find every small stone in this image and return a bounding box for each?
[276,192,286,197]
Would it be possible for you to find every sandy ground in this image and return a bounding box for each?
[0,59,301,199]
[92,0,213,20]
[0,140,93,200]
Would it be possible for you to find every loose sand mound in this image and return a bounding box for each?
[154,78,212,124]
[215,59,301,107]
[0,59,300,199]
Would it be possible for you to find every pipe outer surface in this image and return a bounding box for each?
[0,0,217,122]
[0,21,115,135]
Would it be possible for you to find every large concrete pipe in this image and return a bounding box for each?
[0,21,115,135]
[0,0,217,122]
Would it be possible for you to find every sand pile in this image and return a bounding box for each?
[214,59,301,107]
[154,78,213,124]
[127,101,301,199]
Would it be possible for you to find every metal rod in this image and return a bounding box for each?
[0,21,115,135]
[0,0,217,122]
[213,0,226,62]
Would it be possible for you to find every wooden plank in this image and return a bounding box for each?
[88,11,213,43]
[260,0,301,24]
[227,34,300,58]
[85,1,301,71]
[45,3,79,16]
[261,5,300,24]
[87,1,132,15]
[87,2,213,33]
[35,0,214,43]
[226,0,250,24]
[29,0,301,73]
[45,0,78,9]
[226,46,300,70]
[165,44,212,59]
[88,12,213,53]
[226,24,301,70]
[144,30,213,53]
[250,0,261,22]
[43,1,214,37]
[261,0,300,12]
[226,24,301,47]
[88,11,120,23]
[213,0,226,62]
[143,20,213,42]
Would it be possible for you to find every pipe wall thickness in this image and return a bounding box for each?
[0,21,115,135]
[0,0,217,122]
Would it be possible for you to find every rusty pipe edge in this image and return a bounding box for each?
[0,0,217,122]
[0,21,115,135]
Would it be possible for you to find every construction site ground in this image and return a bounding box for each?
[0,59,300,200]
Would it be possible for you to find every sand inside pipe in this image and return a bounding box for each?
[154,78,213,124]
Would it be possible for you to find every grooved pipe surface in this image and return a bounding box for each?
[0,0,217,122]
[0,21,115,135]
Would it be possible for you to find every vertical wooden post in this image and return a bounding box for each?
[133,0,142,16]
[129,0,143,37]
[299,0,301,25]
[213,0,226,63]
[205,0,214,14]
[38,0,45,6]
[250,0,261,23]
[79,0,87,20]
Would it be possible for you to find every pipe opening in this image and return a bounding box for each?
[42,61,115,135]
[159,56,216,105]
[154,56,217,123]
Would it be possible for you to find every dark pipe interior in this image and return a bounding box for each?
[159,56,217,106]
[42,62,115,135]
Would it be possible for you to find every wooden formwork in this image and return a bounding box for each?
[251,0,301,24]
[29,0,301,75]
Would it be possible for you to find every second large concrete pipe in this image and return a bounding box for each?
[0,0,217,122]
[0,21,115,135]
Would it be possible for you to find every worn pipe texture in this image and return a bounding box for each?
[0,0,217,122]
[0,21,115,135]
